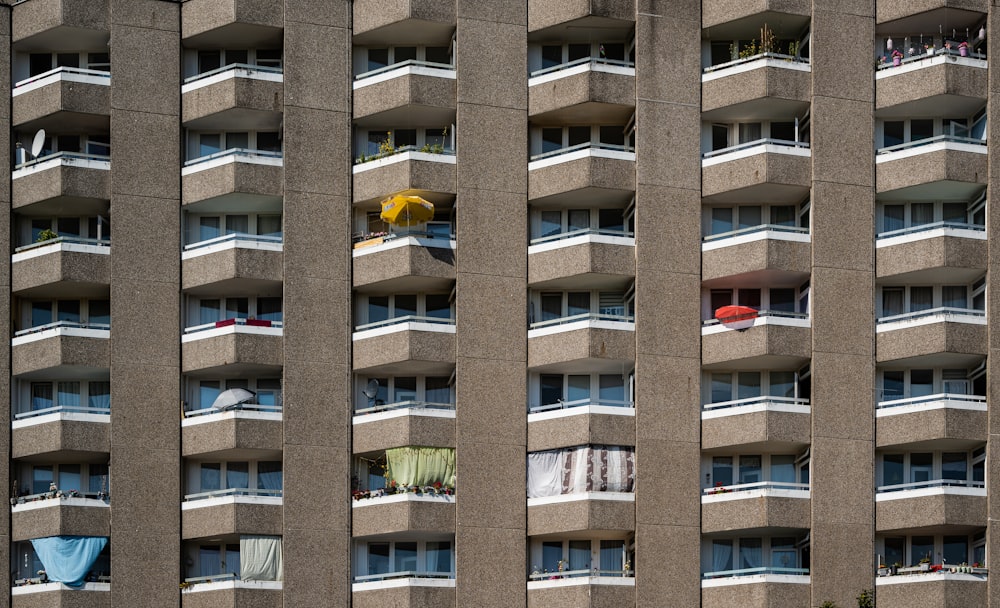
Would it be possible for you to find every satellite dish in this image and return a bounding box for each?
[30,129,45,158]
[362,379,380,400]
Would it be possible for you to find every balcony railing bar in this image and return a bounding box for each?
[703,138,809,159]
[877,135,985,155]
[703,224,808,242]
[355,315,455,332]
[529,398,633,413]
[184,148,283,167]
[355,145,456,165]
[352,230,455,244]
[184,573,239,584]
[702,567,809,579]
[353,571,455,583]
[530,142,632,162]
[14,320,110,337]
[183,63,283,84]
[529,312,634,330]
[530,56,635,77]
[877,307,984,325]
[184,404,282,418]
[528,569,634,580]
[14,66,111,88]
[702,396,809,412]
[183,233,283,251]
[877,393,985,410]
[183,488,282,501]
[704,52,809,73]
[15,151,110,170]
[14,405,111,420]
[355,59,455,80]
[876,48,986,71]
[13,490,108,503]
[877,479,984,493]
[354,400,455,415]
[703,481,810,494]
[530,228,634,245]
[14,236,110,253]
[702,310,807,327]
[184,318,284,334]
[877,221,985,240]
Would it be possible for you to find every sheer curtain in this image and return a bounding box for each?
[385,447,456,487]
[712,540,733,573]
[740,538,763,570]
[527,451,562,498]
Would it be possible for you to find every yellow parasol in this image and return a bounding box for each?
[380,194,435,227]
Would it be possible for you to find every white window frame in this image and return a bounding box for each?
[357,292,455,325]
[186,460,283,495]
[353,539,455,578]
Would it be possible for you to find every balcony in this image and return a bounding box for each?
[876,51,986,118]
[12,238,110,299]
[701,313,810,370]
[353,148,456,205]
[702,140,810,204]
[12,67,110,132]
[875,570,986,608]
[182,318,283,375]
[529,59,635,124]
[876,480,986,532]
[527,573,634,607]
[353,233,455,292]
[876,137,987,200]
[702,55,810,122]
[352,577,455,607]
[352,492,455,537]
[353,405,455,455]
[527,0,634,32]
[354,62,456,126]
[182,488,282,539]
[182,579,281,608]
[13,152,110,212]
[527,314,634,372]
[702,397,811,451]
[352,317,455,374]
[12,405,110,461]
[182,65,283,131]
[527,492,634,536]
[353,0,455,45]
[876,309,986,365]
[701,482,810,533]
[528,404,634,452]
[11,0,108,48]
[12,581,111,607]
[702,227,810,283]
[877,223,985,283]
[11,492,109,541]
[182,234,283,295]
[181,0,283,47]
[12,321,109,378]
[528,144,635,207]
[183,149,283,206]
[182,404,282,458]
[528,231,634,289]
[876,394,986,448]
[701,573,810,608]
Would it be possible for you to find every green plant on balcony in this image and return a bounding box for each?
[819,602,838,608]
[857,589,874,608]
[35,228,58,243]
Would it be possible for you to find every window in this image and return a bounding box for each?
[22,299,109,330]
[705,286,809,319]
[19,380,109,415]
[359,127,452,157]
[531,40,633,72]
[878,113,987,150]
[356,376,453,410]
[358,540,454,578]
[707,120,807,153]
[360,45,453,74]
[877,450,985,490]
[190,131,281,160]
[188,460,283,496]
[185,213,281,245]
[706,370,806,405]
[532,125,632,156]
[706,454,808,490]
[877,283,985,318]
[187,296,280,326]
[358,293,454,327]
[530,538,632,576]
[530,289,634,325]
[530,207,633,241]
[16,463,109,497]
[531,372,632,411]
[188,378,281,411]
[704,537,805,575]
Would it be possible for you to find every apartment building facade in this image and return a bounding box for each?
[0,0,997,607]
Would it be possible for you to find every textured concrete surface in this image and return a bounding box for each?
[352,413,456,454]
[12,335,109,377]
[702,238,810,283]
[182,162,283,206]
[529,156,634,204]
[12,418,110,461]
[528,411,635,451]
[13,164,110,210]
[528,498,634,535]
[12,502,110,542]
[876,321,987,363]
[701,409,811,451]
[352,242,455,290]
[13,80,110,129]
[12,250,110,298]
[874,578,987,608]
[181,500,282,539]
[527,583,635,608]
[353,157,455,205]
[877,148,987,194]
[182,332,283,374]
[351,498,456,537]
[876,493,986,532]
[701,324,811,368]
[876,235,986,281]
[528,326,635,370]
[701,581,811,608]
[181,416,282,457]
[529,69,635,122]
[353,72,456,122]
[528,241,634,288]
[528,0,634,32]
[702,64,810,118]
[876,406,986,448]
[182,588,282,608]
[701,494,810,533]
[181,247,283,293]
[352,586,456,608]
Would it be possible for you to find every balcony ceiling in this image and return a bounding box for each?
[353,20,455,47]
[701,269,810,290]
[702,99,810,124]
[699,525,809,539]
[15,364,108,382]
[182,277,283,298]
[876,94,987,120]
[184,447,282,461]
[528,357,633,375]
[183,193,283,214]
[876,8,985,34]
[353,275,454,297]
[876,180,986,203]
[528,17,635,43]
[875,266,984,286]
[183,23,283,50]
[16,112,110,137]
[15,448,110,466]
[530,102,635,128]
[353,105,456,130]
[877,351,985,369]
[15,196,110,217]
[184,108,282,133]
[702,13,810,41]
[701,353,809,372]
[183,362,282,380]
[702,182,811,206]
[13,26,108,53]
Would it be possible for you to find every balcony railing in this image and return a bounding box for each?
[183,63,283,85]
[529,398,633,414]
[355,59,455,80]
[353,571,455,583]
[530,142,632,162]
[702,395,809,412]
[530,56,635,78]
[528,569,634,580]
[184,573,239,585]
[14,236,111,254]
[354,315,455,332]
[876,307,985,325]
[702,310,808,327]
[877,135,985,155]
[183,488,282,501]
[703,224,808,243]
[184,318,283,334]
[354,400,455,415]
[703,52,809,74]
[529,227,634,246]
[14,405,111,420]
[183,233,283,252]
[355,144,456,165]
[876,393,986,411]
[876,47,986,71]
[703,481,809,495]
[876,479,985,494]
[702,566,809,579]
[529,312,634,330]
[183,403,282,418]
[878,564,988,577]
[12,490,109,505]
[352,229,454,245]
[877,221,985,240]
[703,138,810,159]
[15,151,110,171]
[13,66,111,90]
[14,320,110,338]
[184,148,283,168]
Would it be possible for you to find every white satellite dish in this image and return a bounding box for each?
[30,129,45,158]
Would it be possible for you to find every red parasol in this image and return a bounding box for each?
[714,305,758,330]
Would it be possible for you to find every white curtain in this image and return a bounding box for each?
[240,535,283,581]
[712,541,732,573]
[527,451,563,498]
[527,446,635,497]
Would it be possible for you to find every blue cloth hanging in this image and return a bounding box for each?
[30,536,108,588]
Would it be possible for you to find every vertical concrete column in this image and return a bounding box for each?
[281,2,353,607]
[0,6,11,603]
[809,3,875,606]
[985,8,1000,607]
[454,2,527,607]
[108,0,180,604]
[632,1,702,605]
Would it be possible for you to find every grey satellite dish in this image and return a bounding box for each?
[30,129,45,159]
[362,379,379,401]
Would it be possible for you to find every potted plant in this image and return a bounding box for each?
[891,49,903,66]
[919,555,931,571]
[960,41,969,56]
[36,228,58,243]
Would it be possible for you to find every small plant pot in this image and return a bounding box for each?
[960,47,968,57]
[920,562,930,572]
[892,57,901,66]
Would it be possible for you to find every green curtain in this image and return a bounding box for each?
[386,447,456,486]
